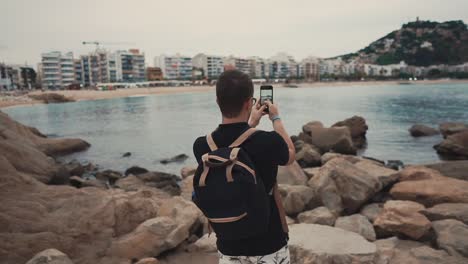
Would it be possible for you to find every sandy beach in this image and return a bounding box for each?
[1,79,467,109]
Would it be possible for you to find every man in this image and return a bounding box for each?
[193,70,295,264]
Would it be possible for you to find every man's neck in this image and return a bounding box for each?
[222,115,249,125]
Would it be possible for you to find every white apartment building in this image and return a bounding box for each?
[114,49,145,83]
[247,56,267,78]
[268,53,298,79]
[154,54,193,80]
[223,56,251,75]
[41,51,75,89]
[193,53,224,80]
[300,56,320,81]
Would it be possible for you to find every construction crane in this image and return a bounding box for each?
[82,41,136,50]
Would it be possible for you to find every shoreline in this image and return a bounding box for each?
[1,79,468,109]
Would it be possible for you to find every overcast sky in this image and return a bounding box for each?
[1,0,468,66]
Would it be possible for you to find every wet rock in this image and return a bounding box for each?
[299,121,357,155]
[297,206,337,226]
[122,152,131,158]
[69,176,106,189]
[434,131,468,159]
[332,115,368,148]
[289,224,376,264]
[422,203,468,225]
[96,170,123,184]
[409,124,440,137]
[374,200,431,240]
[160,154,189,164]
[125,166,149,176]
[48,165,71,185]
[295,143,322,168]
[28,93,75,104]
[180,165,197,179]
[335,214,376,241]
[25,248,74,264]
[308,157,382,214]
[137,172,181,196]
[278,184,321,216]
[432,219,468,258]
[360,203,383,223]
[386,160,404,170]
[390,167,468,207]
[424,161,468,181]
[439,122,468,138]
[64,160,85,176]
[277,161,308,185]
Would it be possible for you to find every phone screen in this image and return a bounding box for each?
[260,88,273,105]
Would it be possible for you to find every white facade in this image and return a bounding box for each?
[41,51,75,89]
[267,52,298,78]
[193,53,224,79]
[155,54,193,80]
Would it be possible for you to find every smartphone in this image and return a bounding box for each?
[260,85,273,113]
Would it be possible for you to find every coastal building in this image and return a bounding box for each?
[154,54,193,80]
[267,53,298,79]
[247,56,267,78]
[79,50,119,87]
[40,51,76,90]
[114,49,145,83]
[146,67,163,81]
[0,64,13,90]
[300,57,320,81]
[223,56,251,75]
[192,53,224,80]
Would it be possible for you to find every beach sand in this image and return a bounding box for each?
[1,79,467,109]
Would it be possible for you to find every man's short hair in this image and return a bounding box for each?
[216,70,254,118]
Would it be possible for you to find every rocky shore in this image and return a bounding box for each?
[2,110,468,264]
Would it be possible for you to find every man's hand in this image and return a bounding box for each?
[248,100,267,128]
[265,100,279,120]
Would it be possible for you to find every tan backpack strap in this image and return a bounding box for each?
[199,154,210,187]
[273,183,289,233]
[206,133,218,151]
[229,128,257,148]
[226,148,240,182]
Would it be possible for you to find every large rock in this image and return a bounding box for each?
[28,93,75,104]
[186,233,217,253]
[332,116,368,148]
[434,130,468,159]
[180,165,197,179]
[25,249,74,264]
[409,124,440,137]
[297,206,337,226]
[374,237,467,264]
[390,167,468,206]
[289,224,376,264]
[432,219,468,258]
[308,158,382,214]
[374,200,431,240]
[295,143,322,168]
[108,197,204,260]
[278,184,321,215]
[116,172,181,195]
[424,161,468,181]
[277,161,308,185]
[335,214,376,241]
[299,121,357,154]
[422,203,468,225]
[439,122,468,138]
[360,203,383,223]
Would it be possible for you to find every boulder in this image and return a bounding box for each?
[432,219,468,258]
[96,170,122,184]
[293,139,306,152]
[308,158,381,214]
[137,172,181,196]
[135,258,159,264]
[295,143,322,168]
[160,154,189,164]
[374,237,467,264]
[277,161,308,185]
[186,233,217,253]
[332,115,368,148]
[64,160,85,177]
[278,184,321,216]
[374,200,431,240]
[439,122,468,138]
[303,167,320,179]
[422,203,468,225]
[360,203,383,223]
[289,224,376,264]
[122,152,131,158]
[424,161,468,181]
[37,138,90,157]
[354,160,399,187]
[125,166,149,176]
[321,152,383,166]
[297,207,337,226]
[108,197,203,260]
[390,167,468,207]
[434,130,468,159]
[180,165,197,179]
[409,124,440,137]
[25,249,74,264]
[28,93,75,104]
[335,214,376,241]
[69,176,106,189]
[115,175,146,191]
[299,121,356,154]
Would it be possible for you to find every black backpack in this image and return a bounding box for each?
[192,128,271,240]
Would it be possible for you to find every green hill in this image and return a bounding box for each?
[340,20,468,66]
